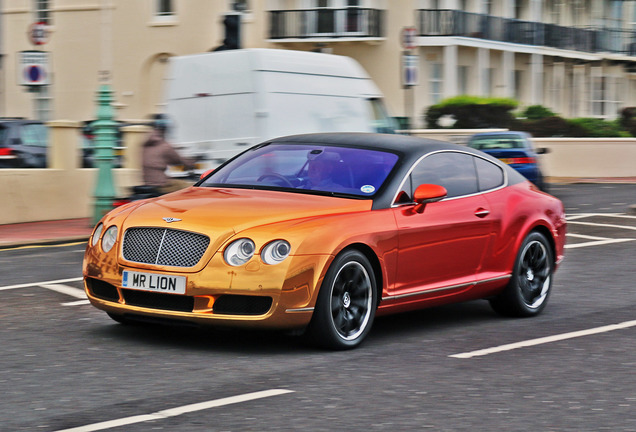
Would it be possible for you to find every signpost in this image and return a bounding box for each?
[400,27,418,130]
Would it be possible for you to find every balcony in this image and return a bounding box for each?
[269,8,384,40]
[416,9,636,56]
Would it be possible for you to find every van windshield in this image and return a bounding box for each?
[368,99,397,134]
[200,143,399,198]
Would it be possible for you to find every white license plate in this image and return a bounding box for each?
[122,270,186,294]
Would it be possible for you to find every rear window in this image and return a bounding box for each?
[468,135,525,150]
[20,124,48,147]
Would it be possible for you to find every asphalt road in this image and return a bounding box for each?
[1,183,635,432]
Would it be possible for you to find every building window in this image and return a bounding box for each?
[232,0,249,12]
[35,0,52,25]
[591,68,622,119]
[458,65,469,95]
[156,0,175,17]
[430,63,443,104]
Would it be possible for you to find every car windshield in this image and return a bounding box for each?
[468,135,526,150]
[199,143,400,198]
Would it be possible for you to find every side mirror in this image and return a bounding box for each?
[200,168,214,180]
[413,184,447,213]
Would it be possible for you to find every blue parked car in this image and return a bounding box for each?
[467,131,549,191]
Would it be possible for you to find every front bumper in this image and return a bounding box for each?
[83,252,332,330]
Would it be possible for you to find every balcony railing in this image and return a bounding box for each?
[269,8,384,39]
[417,9,636,56]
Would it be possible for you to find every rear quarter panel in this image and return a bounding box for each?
[479,182,566,278]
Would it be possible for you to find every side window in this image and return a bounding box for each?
[411,152,479,198]
[475,156,504,191]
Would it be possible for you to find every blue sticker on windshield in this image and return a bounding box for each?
[360,185,375,194]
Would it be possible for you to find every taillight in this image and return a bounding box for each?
[0,148,13,156]
[509,157,536,164]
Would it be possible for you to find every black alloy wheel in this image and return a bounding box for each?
[308,250,377,350]
[490,231,554,317]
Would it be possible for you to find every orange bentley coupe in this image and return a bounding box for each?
[83,133,566,349]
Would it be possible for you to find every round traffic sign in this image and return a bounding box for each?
[401,26,417,50]
[28,22,50,46]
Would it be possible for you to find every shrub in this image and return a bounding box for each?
[521,105,556,120]
[567,118,630,137]
[514,116,586,137]
[425,96,518,129]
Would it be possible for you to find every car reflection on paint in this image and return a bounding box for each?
[83,133,566,350]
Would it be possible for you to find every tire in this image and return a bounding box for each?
[308,250,377,350]
[490,231,554,317]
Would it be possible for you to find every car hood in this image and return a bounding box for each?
[120,186,372,241]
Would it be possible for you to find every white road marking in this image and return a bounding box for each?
[62,300,91,306]
[567,233,610,241]
[450,320,636,359]
[53,389,295,432]
[568,220,636,231]
[40,284,87,299]
[0,277,83,292]
[565,238,634,249]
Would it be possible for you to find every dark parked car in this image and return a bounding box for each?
[0,118,48,168]
[467,131,548,191]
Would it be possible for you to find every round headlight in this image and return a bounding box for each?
[261,240,291,265]
[91,223,103,247]
[101,226,118,253]
[224,238,256,266]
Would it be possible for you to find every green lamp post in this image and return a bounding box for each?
[92,84,118,224]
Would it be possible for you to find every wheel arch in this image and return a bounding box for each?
[528,223,557,266]
[338,243,384,305]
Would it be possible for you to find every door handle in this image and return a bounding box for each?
[474,208,490,218]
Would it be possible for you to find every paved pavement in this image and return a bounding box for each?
[0,218,93,249]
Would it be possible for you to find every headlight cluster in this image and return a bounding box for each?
[224,238,291,267]
[91,223,118,253]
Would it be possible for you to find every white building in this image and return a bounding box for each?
[2,0,636,127]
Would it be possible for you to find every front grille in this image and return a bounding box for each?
[122,228,210,267]
[213,295,273,316]
[122,289,195,312]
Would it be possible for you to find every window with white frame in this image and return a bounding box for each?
[458,65,469,94]
[590,67,622,119]
[155,0,175,19]
[430,63,443,103]
[35,0,52,25]
[571,65,586,117]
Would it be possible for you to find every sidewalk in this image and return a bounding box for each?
[0,218,94,249]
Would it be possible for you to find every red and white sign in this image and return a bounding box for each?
[401,26,417,50]
[18,51,50,86]
[28,22,50,46]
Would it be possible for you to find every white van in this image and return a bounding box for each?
[163,48,396,171]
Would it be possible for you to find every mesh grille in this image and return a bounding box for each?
[122,228,210,267]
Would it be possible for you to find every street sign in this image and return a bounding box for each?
[18,51,50,86]
[401,26,417,50]
[28,22,50,46]
[402,54,418,87]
